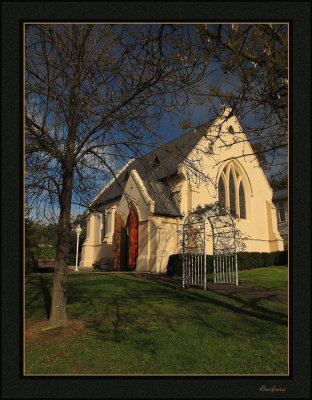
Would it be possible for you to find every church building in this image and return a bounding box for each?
[80,107,283,272]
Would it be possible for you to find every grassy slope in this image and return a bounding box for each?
[238,266,288,291]
[25,267,288,375]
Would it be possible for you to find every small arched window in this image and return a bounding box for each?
[217,162,247,219]
[228,125,234,134]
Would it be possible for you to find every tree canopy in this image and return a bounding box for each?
[195,23,288,176]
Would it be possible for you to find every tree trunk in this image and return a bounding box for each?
[48,166,74,328]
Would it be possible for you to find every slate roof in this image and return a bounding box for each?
[272,189,288,202]
[92,120,213,216]
[142,179,181,217]
[277,222,288,235]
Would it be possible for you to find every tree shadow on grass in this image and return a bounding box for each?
[128,274,288,326]
[176,286,287,327]
[126,275,288,330]
[38,276,52,319]
[64,273,287,347]
[25,277,52,319]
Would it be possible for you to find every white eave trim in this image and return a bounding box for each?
[128,169,155,213]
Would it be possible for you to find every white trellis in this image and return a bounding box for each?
[182,213,207,290]
[207,206,238,285]
[182,203,238,289]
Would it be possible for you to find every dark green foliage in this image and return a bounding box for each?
[68,233,77,266]
[272,250,288,266]
[25,215,87,273]
[167,254,183,277]
[167,251,288,276]
[237,251,288,269]
[26,245,56,274]
[68,233,86,266]
[167,254,214,276]
[72,213,88,237]
[25,219,58,274]
[269,176,288,191]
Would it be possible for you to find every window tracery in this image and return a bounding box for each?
[218,162,247,219]
[218,177,226,208]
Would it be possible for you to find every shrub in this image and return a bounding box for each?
[167,254,183,277]
[273,251,288,265]
[167,251,288,276]
[36,244,56,259]
[26,245,56,274]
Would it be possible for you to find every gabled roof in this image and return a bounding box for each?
[92,120,213,209]
[142,179,181,217]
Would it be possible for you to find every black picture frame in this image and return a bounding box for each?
[1,1,310,398]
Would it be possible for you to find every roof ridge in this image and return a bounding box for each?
[132,119,214,162]
[90,158,135,207]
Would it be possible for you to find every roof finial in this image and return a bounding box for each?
[221,104,233,117]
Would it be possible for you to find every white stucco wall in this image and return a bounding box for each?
[80,108,284,271]
[176,109,283,253]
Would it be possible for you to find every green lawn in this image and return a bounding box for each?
[238,266,288,291]
[25,266,288,375]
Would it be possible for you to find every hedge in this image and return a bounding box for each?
[25,234,86,274]
[167,251,288,277]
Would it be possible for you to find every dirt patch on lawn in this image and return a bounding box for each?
[25,318,87,345]
[130,273,288,305]
[204,281,288,304]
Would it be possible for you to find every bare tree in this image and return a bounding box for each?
[193,23,288,176]
[25,24,208,328]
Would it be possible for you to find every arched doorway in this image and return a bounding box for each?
[126,207,138,270]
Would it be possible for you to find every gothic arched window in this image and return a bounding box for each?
[218,162,247,219]
[229,169,236,216]
[239,182,246,219]
[218,177,226,208]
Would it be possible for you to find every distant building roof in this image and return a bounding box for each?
[272,189,288,201]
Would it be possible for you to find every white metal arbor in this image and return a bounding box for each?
[182,203,238,289]
[182,212,207,290]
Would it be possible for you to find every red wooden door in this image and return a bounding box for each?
[113,212,126,270]
[128,208,138,270]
